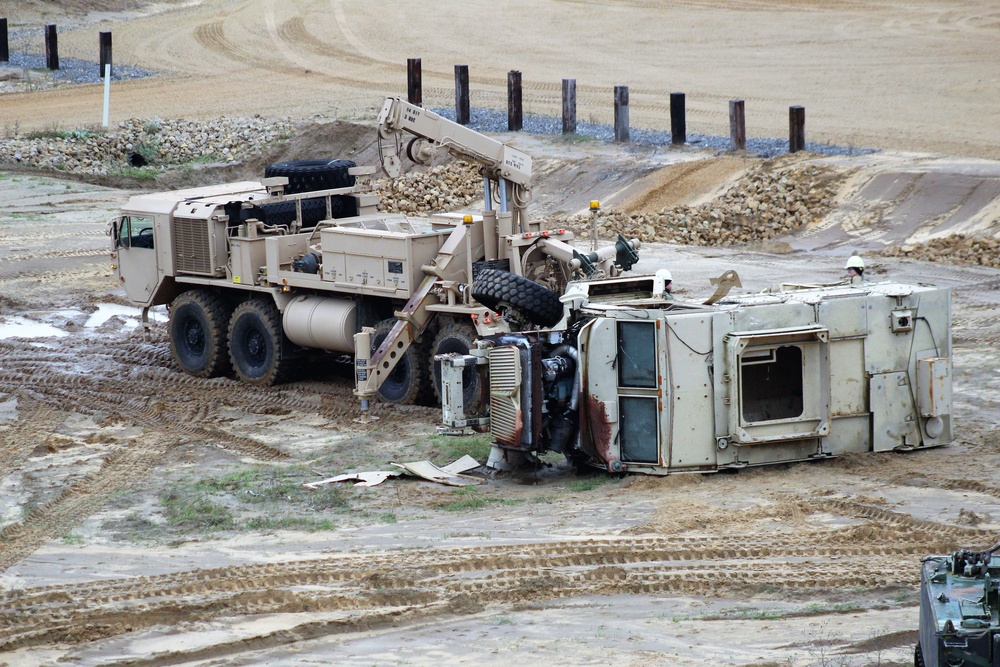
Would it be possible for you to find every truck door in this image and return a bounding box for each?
[112,214,158,305]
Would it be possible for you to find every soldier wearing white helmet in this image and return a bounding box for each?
[845,255,866,285]
[654,268,675,300]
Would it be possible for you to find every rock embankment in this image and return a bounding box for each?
[0,117,293,174]
[374,161,845,249]
[573,164,842,246]
[880,235,1000,268]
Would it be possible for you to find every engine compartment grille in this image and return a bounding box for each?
[173,217,214,275]
[489,346,522,445]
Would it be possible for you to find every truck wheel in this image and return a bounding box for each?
[371,319,433,405]
[264,159,356,195]
[432,322,485,414]
[471,269,564,328]
[169,290,232,378]
[228,299,289,386]
[914,644,924,667]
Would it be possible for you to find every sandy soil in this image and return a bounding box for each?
[0,140,999,666]
[0,2,999,666]
[0,0,999,160]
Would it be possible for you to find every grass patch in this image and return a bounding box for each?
[152,463,352,538]
[112,166,159,181]
[565,476,618,492]
[26,127,97,141]
[376,512,397,524]
[439,486,522,512]
[420,432,493,463]
[243,515,335,532]
[194,464,349,511]
[310,431,391,471]
[162,492,235,531]
[60,533,84,545]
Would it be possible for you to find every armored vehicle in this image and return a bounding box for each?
[434,274,953,473]
[917,542,1000,666]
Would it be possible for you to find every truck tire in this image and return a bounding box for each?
[169,290,232,378]
[228,299,290,386]
[371,318,433,405]
[471,269,564,328]
[432,322,485,414]
[913,644,924,667]
[264,159,356,195]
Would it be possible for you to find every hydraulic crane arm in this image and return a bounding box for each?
[376,97,532,186]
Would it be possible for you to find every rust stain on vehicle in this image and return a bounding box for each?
[586,395,613,463]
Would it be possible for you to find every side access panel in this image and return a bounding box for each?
[870,371,918,451]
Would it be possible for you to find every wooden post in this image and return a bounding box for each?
[562,78,576,134]
[729,99,746,151]
[45,24,58,71]
[0,19,8,63]
[670,92,686,145]
[614,86,629,142]
[454,65,470,125]
[789,105,805,152]
[407,58,422,106]
[508,70,522,132]
[99,31,112,78]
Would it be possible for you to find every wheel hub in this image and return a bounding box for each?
[246,330,266,363]
[184,321,205,352]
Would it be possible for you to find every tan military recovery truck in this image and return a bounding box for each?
[111,98,639,404]
[435,274,953,473]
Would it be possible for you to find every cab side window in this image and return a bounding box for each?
[118,215,155,249]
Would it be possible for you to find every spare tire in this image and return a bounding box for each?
[471,269,564,328]
[265,159,356,194]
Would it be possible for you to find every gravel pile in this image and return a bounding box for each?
[432,108,876,159]
[880,235,1000,268]
[560,164,842,246]
[374,161,482,215]
[371,156,843,249]
[0,117,293,174]
[2,51,152,84]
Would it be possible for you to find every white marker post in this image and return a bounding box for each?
[102,63,111,127]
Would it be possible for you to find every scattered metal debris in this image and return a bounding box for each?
[303,455,483,489]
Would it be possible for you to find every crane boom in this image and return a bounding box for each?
[376,97,531,186]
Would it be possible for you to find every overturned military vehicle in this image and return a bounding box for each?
[434,273,953,474]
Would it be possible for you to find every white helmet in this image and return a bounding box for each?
[654,268,673,298]
[844,255,864,270]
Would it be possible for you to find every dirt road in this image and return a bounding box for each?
[3,0,1000,159]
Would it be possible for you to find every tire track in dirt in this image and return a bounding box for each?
[0,512,970,652]
[0,437,173,573]
[0,399,64,480]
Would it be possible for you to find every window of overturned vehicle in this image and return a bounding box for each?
[740,345,804,422]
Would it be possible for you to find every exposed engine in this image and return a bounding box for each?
[475,320,588,458]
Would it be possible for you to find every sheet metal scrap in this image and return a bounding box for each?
[391,455,484,487]
[304,455,483,489]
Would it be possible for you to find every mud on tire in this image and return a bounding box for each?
[264,159,356,195]
[169,289,233,378]
[471,269,564,328]
[228,298,291,386]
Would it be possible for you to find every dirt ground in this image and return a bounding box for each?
[1,2,1000,667]
[2,0,1000,160]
